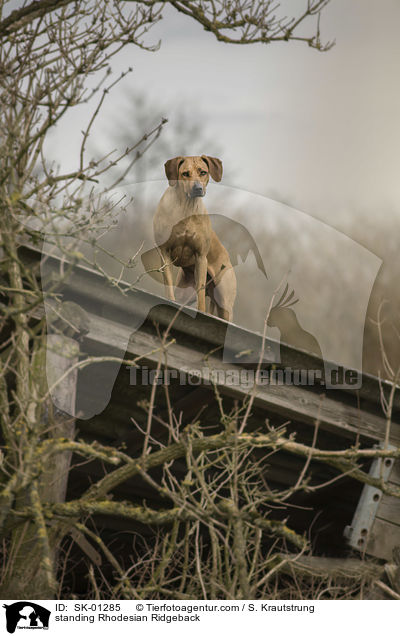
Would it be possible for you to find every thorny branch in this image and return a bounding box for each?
[0,0,334,50]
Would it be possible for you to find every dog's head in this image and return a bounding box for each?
[164,155,223,198]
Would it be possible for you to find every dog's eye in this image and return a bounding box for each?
[200,170,207,176]
[182,171,190,178]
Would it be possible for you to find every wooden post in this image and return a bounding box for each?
[44,333,79,503]
[0,303,88,599]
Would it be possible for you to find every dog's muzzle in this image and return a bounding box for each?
[190,182,205,198]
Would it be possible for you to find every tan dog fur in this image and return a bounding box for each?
[152,155,236,321]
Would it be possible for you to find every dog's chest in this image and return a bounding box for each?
[166,216,210,265]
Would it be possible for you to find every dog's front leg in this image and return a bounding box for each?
[194,254,207,312]
[159,247,175,301]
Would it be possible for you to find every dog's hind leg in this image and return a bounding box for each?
[208,299,217,316]
[205,281,218,317]
[213,265,236,322]
[194,254,208,313]
[175,268,196,306]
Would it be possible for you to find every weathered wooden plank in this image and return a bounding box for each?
[24,243,400,416]
[366,517,400,561]
[388,459,400,486]
[46,334,79,416]
[83,312,400,444]
[376,495,400,526]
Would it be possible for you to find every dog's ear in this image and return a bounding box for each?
[201,155,223,182]
[164,156,184,186]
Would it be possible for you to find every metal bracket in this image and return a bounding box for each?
[344,443,396,552]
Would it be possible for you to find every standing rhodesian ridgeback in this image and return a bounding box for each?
[150,155,236,321]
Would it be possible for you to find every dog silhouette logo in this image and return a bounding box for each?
[3,603,50,633]
[37,181,382,415]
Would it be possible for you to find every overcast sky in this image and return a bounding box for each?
[51,0,400,239]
